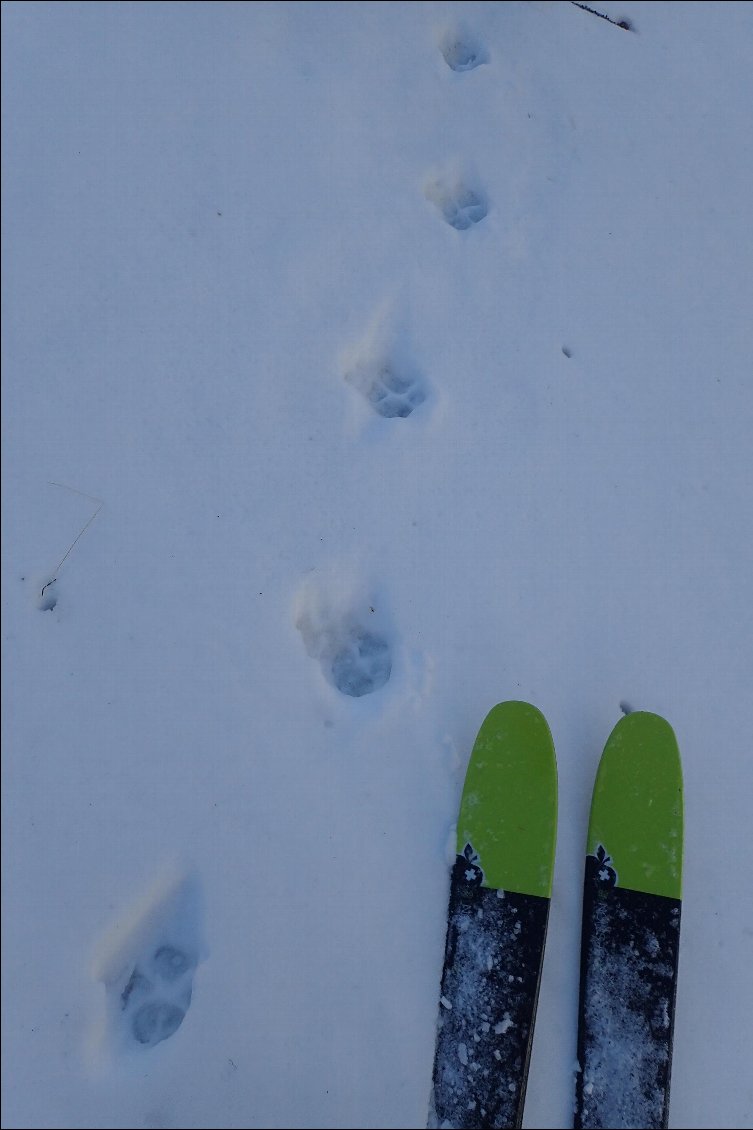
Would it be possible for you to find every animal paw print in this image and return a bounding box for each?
[426,179,488,231]
[94,872,204,1055]
[439,30,488,73]
[296,584,393,699]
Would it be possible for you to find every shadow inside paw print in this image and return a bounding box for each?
[364,364,426,418]
[153,944,193,981]
[121,944,197,1048]
[331,630,392,697]
[427,181,488,230]
[440,34,488,72]
[346,361,426,419]
[132,1000,186,1046]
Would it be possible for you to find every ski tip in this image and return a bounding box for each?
[612,707,678,737]
[589,710,683,900]
[480,699,552,732]
[457,701,557,899]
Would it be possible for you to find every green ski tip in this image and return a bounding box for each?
[588,711,683,900]
[456,701,558,899]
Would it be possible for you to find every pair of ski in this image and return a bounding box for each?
[429,702,683,1130]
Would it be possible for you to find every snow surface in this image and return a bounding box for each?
[2,1,753,1127]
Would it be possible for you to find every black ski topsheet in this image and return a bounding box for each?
[574,855,681,1129]
[430,853,550,1129]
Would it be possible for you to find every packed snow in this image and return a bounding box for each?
[3,2,753,1128]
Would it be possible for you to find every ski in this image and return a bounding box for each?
[574,711,684,1130]
[429,701,558,1130]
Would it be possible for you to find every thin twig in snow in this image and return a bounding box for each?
[41,482,104,596]
[570,2,634,31]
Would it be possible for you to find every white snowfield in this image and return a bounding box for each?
[2,2,752,1128]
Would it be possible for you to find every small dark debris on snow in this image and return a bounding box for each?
[562,346,573,358]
